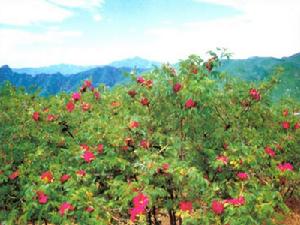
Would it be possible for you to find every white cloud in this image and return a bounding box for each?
[93,14,102,21]
[0,28,82,67]
[48,0,104,21]
[48,0,104,9]
[193,0,245,9]
[0,0,105,26]
[144,0,300,60]
[0,28,157,67]
[0,0,299,66]
[0,0,72,26]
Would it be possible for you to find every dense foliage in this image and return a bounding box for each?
[0,51,300,225]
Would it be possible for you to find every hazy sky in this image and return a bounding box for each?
[0,0,299,67]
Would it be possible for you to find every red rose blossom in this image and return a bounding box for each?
[224,196,245,206]
[80,144,90,151]
[129,121,139,129]
[36,191,48,204]
[173,83,182,93]
[277,162,293,172]
[137,76,145,84]
[216,155,228,165]
[82,102,91,111]
[140,140,150,149]
[283,109,289,117]
[237,172,249,181]
[84,80,92,88]
[59,202,74,216]
[66,101,75,112]
[249,88,261,101]
[128,90,137,98]
[76,170,86,177]
[82,151,95,163]
[72,92,81,101]
[179,201,193,213]
[9,170,19,180]
[145,79,153,88]
[130,207,143,222]
[282,121,290,129]
[211,200,224,215]
[130,193,149,222]
[94,91,100,100]
[32,112,39,121]
[264,146,275,157]
[140,97,149,106]
[185,98,196,109]
[40,171,53,183]
[162,163,170,171]
[60,174,71,183]
[294,122,300,130]
[47,114,56,122]
[133,193,149,208]
[85,206,94,213]
[192,67,198,74]
[98,144,104,154]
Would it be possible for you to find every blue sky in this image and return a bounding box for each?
[0,0,299,67]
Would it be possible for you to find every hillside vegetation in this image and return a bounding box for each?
[219,53,300,100]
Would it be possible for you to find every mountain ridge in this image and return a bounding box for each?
[10,57,161,76]
[0,65,144,95]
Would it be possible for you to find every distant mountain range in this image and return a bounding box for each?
[109,56,161,69]
[1,54,299,99]
[11,57,160,76]
[0,65,144,95]
[12,64,97,76]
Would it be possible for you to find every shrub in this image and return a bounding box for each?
[0,51,299,225]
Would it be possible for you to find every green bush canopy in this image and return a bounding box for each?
[0,51,299,225]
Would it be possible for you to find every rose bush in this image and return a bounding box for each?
[0,50,300,225]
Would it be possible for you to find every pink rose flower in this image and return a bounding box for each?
[282,121,290,129]
[224,196,245,206]
[237,172,249,181]
[277,162,293,172]
[82,151,95,163]
[60,174,71,183]
[185,98,196,109]
[179,201,193,213]
[59,202,74,216]
[264,146,275,157]
[40,171,53,183]
[211,200,224,215]
[66,101,75,112]
[72,92,81,101]
[36,191,48,204]
[32,112,39,121]
[173,83,182,93]
[249,88,261,101]
[216,155,228,165]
